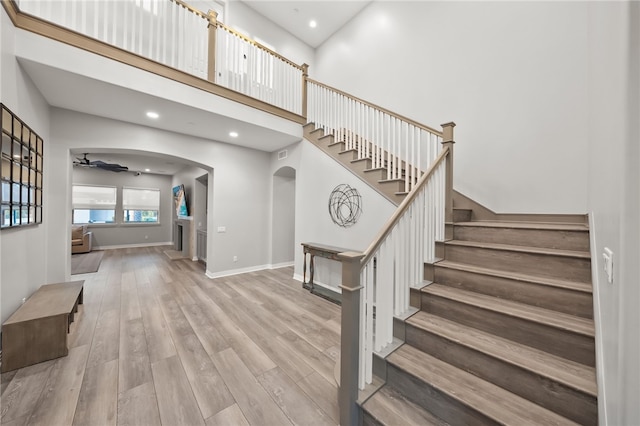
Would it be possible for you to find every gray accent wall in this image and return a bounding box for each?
[0,9,50,325]
[72,166,173,247]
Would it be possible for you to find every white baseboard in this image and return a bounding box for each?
[206,264,271,279]
[270,261,294,269]
[94,241,173,250]
[205,262,294,279]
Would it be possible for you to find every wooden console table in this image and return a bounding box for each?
[1,280,84,372]
[301,242,353,304]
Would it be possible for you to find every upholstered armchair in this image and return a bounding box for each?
[71,224,92,254]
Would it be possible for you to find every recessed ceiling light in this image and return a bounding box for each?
[146,111,159,119]
[144,168,150,172]
[229,131,239,138]
[309,20,317,28]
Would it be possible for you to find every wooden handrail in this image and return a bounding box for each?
[169,0,305,71]
[169,0,209,20]
[307,78,443,136]
[360,145,450,267]
[215,22,305,71]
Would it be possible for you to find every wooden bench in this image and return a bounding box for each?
[1,280,84,372]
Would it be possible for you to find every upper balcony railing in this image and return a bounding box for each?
[15,0,306,117]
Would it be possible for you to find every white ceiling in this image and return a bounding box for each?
[239,0,371,48]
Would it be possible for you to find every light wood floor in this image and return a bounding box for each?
[1,247,341,426]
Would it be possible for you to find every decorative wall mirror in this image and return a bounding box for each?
[0,104,44,228]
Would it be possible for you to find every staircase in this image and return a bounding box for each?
[303,123,411,206]
[361,207,597,425]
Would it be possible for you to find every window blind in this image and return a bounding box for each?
[72,185,117,209]
[123,187,160,211]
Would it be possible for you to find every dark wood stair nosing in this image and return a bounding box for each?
[405,311,597,397]
[422,284,595,338]
[386,345,579,426]
[444,240,591,259]
[435,260,593,294]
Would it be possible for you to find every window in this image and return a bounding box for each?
[123,187,159,223]
[72,185,116,224]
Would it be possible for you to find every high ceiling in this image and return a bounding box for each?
[17,1,373,176]
[239,0,371,48]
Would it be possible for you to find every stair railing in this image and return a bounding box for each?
[210,13,307,116]
[14,0,308,117]
[338,123,455,425]
[307,79,444,193]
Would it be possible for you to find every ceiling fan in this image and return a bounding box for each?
[73,153,129,173]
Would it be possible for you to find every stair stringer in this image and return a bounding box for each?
[304,123,407,206]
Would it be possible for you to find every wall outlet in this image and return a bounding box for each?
[217,226,226,233]
[21,298,26,304]
[233,256,238,262]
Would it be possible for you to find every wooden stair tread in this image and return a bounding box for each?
[454,221,589,231]
[423,284,595,337]
[389,345,579,425]
[436,260,592,293]
[445,240,591,259]
[363,385,449,426]
[407,311,597,396]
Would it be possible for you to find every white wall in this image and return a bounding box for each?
[49,108,272,280]
[0,9,50,324]
[72,166,173,248]
[587,2,640,425]
[226,0,315,67]
[313,1,589,214]
[271,140,396,289]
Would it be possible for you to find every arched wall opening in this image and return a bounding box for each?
[271,166,296,267]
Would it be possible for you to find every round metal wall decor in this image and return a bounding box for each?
[328,184,362,228]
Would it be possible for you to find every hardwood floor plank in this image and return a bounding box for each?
[68,275,106,349]
[1,360,53,423]
[4,249,341,426]
[200,288,276,376]
[1,413,29,426]
[324,345,340,362]
[26,344,90,426]
[117,382,161,426]
[297,372,339,425]
[181,302,230,355]
[151,356,205,426]
[118,318,152,393]
[205,404,250,426]
[1,369,18,396]
[73,359,118,426]
[277,330,337,385]
[207,287,314,382]
[212,349,292,426]
[158,295,235,419]
[139,300,177,364]
[120,272,141,321]
[86,308,121,369]
[257,367,335,426]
